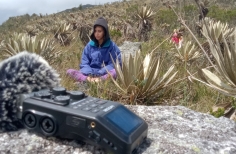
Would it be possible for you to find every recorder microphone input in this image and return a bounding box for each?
[40,117,57,136]
[23,112,37,129]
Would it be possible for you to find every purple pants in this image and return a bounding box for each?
[66,69,117,82]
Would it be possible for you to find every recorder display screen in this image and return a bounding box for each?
[105,106,143,134]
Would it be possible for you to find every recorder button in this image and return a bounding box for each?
[91,109,100,113]
[54,95,70,105]
[95,100,107,104]
[109,142,113,147]
[52,87,66,96]
[98,106,105,109]
[82,107,92,111]
[34,91,51,99]
[89,104,98,108]
[70,91,85,100]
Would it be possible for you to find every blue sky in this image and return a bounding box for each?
[0,0,119,25]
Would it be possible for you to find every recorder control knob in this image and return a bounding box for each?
[52,87,66,96]
[54,95,70,105]
[69,91,85,100]
[34,91,51,99]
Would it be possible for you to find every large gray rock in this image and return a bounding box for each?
[118,41,142,57]
[0,105,236,154]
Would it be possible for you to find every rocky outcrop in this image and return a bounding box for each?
[119,41,142,57]
[1,105,236,154]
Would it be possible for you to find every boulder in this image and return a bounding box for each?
[0,105,236,154]
[118,41,142,58]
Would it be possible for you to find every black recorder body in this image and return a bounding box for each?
[17,87,148,154]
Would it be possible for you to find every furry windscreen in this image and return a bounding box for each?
[0,51,60,131]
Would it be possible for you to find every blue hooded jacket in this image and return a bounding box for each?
[79,17,121,76]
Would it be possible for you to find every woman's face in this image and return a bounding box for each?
[94,26,105,42]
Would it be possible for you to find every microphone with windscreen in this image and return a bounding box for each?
[0,51,60,131]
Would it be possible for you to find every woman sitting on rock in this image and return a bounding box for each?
[67,17,121,83]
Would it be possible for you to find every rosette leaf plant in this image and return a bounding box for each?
[109,50,178,104]
[191,20,236,118]
[0,33,59,63]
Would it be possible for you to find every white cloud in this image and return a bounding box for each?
[0,0,118,24]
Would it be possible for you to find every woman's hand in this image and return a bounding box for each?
[87,76,101,83]
[87,76,92,82]
[94,77,101,83]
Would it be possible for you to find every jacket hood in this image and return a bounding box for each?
[90,17,110,47]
